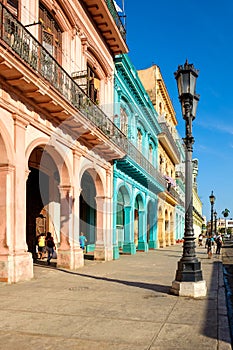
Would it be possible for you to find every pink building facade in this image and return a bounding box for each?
[0,0,127,282]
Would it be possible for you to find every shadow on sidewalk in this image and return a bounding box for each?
[34,263,171,295]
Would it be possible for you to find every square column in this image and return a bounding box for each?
[57,184,84,270]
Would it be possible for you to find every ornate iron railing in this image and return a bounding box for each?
[105,0,126,40]
[0,3,127,147]
[124,141,166,187]
[159,122,180,161]
[0,3,167,191]
[168,186,182,204]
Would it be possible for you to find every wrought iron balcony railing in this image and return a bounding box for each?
[124,141,166,187]
[167,186,181,204]
[0,3,126,146]
[0,3,166,191]
[105,0,126,40]
[159,122,180,161]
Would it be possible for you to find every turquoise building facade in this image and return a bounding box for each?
[113,54,165,259]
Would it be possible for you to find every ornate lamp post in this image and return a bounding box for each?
[214,210,217,236]
[209,191,215,236]
[171,60,207,297]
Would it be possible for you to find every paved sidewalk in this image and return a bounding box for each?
[0,243,231,350]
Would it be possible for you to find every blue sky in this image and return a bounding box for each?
[117,0,233,220]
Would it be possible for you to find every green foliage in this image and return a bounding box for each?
[222,208,230,218]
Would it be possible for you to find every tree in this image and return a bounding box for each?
[222,209,230,236]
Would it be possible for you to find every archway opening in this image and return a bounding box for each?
[134,198,139,248]
[80,171,96,253]
[147,200,153,243]
[116,188,124,249]
[26,147,60,259]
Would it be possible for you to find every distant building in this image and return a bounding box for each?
[138,65,182,247]
[113,54,164,257]
[192,159,204,238]
[207,218,233,235]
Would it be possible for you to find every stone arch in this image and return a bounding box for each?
[133,190,145,209]
[146,198,157,248]
[79,164,105,197]
[79,166,105,256]
[41,0,75,32]
[86,45,111,79]
[116,182,131,204]
[26,138,72,187]
[114,96,134,138]
[134,193,144,249]
[26,140,71,258]
[137,120,147,135]
[158,205,164,248]
[0,123,15,257]
[0,119,15,165]
[120,96,135,114]
[116,184,131,249]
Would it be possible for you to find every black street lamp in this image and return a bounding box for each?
[214,210,217,236]
[209,191,215,236]
[171,60,206,297]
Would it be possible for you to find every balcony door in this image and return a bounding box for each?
[39,3,62,63]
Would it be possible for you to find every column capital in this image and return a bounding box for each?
[0,164,15,172]
[12,114,30,128]
[59,185,72,193]
[72,148,83,159]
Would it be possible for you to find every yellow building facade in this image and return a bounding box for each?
[192,159,204,238]
[138,65,180,247]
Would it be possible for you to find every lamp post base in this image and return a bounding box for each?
[171,280,207,298]
[175,260,204,282]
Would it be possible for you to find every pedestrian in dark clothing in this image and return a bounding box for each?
[206,236,214,258]
[45,232,55,265]
[215,234,223,255]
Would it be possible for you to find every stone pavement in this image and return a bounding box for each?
[0,243,231,350]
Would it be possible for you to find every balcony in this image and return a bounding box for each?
[169,187,184,206]
[117,141,166,193]
[0,4,167,190]
[81,0,128,55]
[158,122,180,164]
[0,3,127,160]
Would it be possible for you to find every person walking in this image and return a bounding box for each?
[206,235,215,259]
[215,234,223,255]
[45,232,55,265]
[37,233,46,259]
[198,233,203,246]
[79,232,87,252]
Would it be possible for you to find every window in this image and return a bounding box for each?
[137,129,142,152]
[149,144,153,163]
[120,107,128,136]
[39,3,62,62]
[87,65,100,103]
[6,0,18,16]
[159,102,162,115]
[116,190,124,226]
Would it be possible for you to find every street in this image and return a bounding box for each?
[0,243,231,350]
